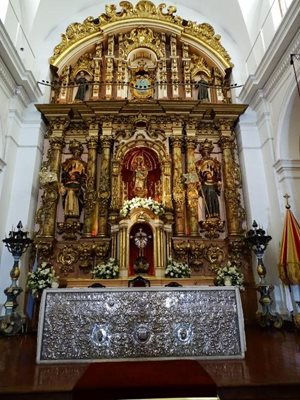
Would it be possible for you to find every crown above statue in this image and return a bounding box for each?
[199,139,214,156]
[69,140,84,157]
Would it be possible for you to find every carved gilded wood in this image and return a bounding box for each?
[34,1,256,322]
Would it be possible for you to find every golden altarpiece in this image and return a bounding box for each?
[35,1,255,318]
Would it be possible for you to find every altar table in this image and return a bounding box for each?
[37,286,245,363]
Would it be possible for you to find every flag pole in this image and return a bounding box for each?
[279,194,300,328]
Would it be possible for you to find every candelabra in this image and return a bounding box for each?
[245,221,283,328]
[0,221,33,335]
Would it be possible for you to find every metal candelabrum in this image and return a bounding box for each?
[0,221,33,335]
[245,220,283,328]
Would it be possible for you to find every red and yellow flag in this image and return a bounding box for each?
[278,208,300,285]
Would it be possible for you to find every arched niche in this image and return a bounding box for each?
[121,147,162,201]
[118,208,166,277]
[277,87,300,160]
[127,48,158,69]
[275,84,300,217]
[112,125,171,209]
[129,222,154,276]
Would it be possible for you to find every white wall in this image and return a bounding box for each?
[0,20,43,315]
[238,1,300,314]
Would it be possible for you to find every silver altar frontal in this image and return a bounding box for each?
[36,287,246,363]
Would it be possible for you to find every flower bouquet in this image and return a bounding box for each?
[120,197,165,218]
[215,261,244,289]
[27,261,59,297]
[165,258,191,278]
[91,258,119,279]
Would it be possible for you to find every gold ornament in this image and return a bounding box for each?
[50,1,232,69]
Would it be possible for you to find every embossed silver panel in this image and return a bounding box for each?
[36,287,245,363]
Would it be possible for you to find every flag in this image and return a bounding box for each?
[278,207,300,285]
[26,250,38,319]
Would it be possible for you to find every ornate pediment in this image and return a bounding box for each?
[50,1,233,69]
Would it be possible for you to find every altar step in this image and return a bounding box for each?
[0,326,299,400]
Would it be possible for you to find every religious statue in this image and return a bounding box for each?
[74,71,89,101]
[196,73,210,102]
[196,140,222,220]
[60,141,87,219]
[199,171,221,218]
[132,154,149,198]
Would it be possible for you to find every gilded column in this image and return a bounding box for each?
[162,160,172,209]
[110,225,119,260]
[82,136,98,237]
[170,137,185,235]
[218,121,246,236]
[185,137,199,236]
[110,160,121,211]
[156,222,165,274]
[92,42,102,100]
[170,34,179,98]
[41,136,65,237]
[105,34,114,99]
[98,136,112,237]
[182,43,192,99]
[119,222,128,277]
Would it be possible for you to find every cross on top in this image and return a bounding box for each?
[283,193,291,209]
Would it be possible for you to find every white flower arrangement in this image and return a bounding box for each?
[165,258,191,278]
[91,258,119,279]
[27,261,59,296]
[215,261,244,289]
[120,197,165,218]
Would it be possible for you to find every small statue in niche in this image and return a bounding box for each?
[74,71,89,101]
[195,73,210,102]
[196,140,222,219]
[60,141,87,219]
[199,170,221,218]
[132,154,149,198]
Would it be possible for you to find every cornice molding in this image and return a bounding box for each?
[274,159,300,181]
[238,1,300,106]
[0,20,42,102]
[0,57,16,96]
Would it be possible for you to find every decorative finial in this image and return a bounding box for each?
[283,193,291,209]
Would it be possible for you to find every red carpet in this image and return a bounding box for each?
[73,359,217,399]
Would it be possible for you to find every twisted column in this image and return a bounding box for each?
[218,121,245,236]
[83,137,98,236]
[170,137,185,236]
[186,137,199,236]
[98,136,112,237]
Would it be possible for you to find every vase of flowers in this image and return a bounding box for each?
[120,197,165,218]
[26,261,59,331]
[91,258,119,279]
[27,261,59,298]
[215,261,244,289]
[165,258,191,278]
